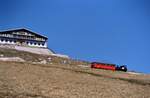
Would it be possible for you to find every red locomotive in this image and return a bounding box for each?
[91,62,127,72]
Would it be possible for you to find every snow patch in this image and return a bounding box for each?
[127,72,143,75]
[0,57,25,62]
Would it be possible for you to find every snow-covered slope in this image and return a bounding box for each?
[15,46,53,55]
[0,44,69,58]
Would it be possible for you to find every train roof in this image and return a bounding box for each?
[91,62,116,66]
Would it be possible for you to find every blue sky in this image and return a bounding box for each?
[0,0,150,73]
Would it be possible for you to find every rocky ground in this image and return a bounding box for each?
[0,61,150,98]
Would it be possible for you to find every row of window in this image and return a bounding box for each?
[0,39,16,43]
[0,39,45,46]
[0,33,46,41]
[26,42,45,46]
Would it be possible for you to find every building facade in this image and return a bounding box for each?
[0,28,48,48]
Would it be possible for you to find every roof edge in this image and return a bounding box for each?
[0,28,48,39]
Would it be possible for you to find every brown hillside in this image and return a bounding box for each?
[0,48,150,98]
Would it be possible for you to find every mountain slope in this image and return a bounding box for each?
[0,49,150,98]
[0,61,150,98]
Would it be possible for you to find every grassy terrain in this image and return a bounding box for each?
[0,61,150,98]
[0,48,150,98]
[0,48,89,65]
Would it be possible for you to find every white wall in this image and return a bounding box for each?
[0,38,47,48]
[26,41,47,48]
[0,39,15,45]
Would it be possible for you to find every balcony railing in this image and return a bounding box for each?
[0,34,46,41]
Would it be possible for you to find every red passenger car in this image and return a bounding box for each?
[91,62,127,72]
[91,62,116,71]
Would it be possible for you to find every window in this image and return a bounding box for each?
[38,43,41,46]
[34,43,37,45]
[30,42,33,45]
[1,39,3,42]
[42,43,45,46]
[26,42,29,44]
[10,40,12,43]
[14,41,16,43]
[5,40,8,42]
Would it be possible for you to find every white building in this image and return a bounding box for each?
[0,28,69,58]
[0,28,48,48]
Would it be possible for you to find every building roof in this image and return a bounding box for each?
[0,28,48,40]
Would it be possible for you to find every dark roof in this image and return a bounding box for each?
[0,28,48,40]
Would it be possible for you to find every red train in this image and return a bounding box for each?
[91,62,127,72]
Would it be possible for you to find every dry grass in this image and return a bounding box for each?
[0,61,150,98]
[0,48,89,65]
[0,48,149,98]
